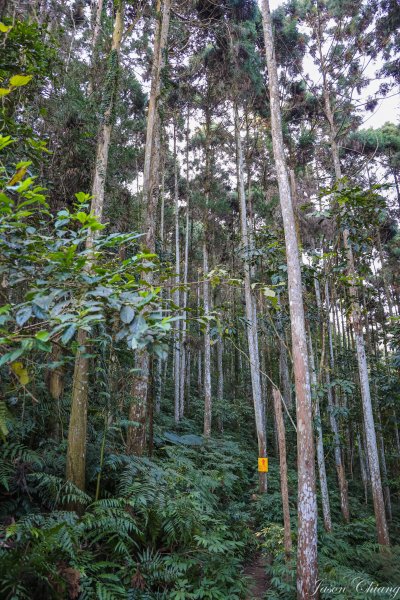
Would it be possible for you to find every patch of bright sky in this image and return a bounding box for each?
[261,0,399,129]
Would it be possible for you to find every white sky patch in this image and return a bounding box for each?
[259,0,399,129]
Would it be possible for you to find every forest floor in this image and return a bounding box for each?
[244,552,270,599]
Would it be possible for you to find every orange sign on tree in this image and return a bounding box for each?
[258,457,268,472]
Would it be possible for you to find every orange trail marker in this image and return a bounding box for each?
[258,457,268,473]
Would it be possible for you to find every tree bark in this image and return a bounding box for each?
[48,345,64,441]
[261,2,318,595]
[358,431,369,505]
[318,12,390,544]
[329,121,389,549]
[324,280,350,522]
[217,334,224,433]
[173,120,181,424]
[87,0,104,97]
[66,3,124,491]
[376,403,392,522]
[273,388,292,558]
[203,237,212,437]
[202,106,212,438]
[128,0,171,453]
[235,103,266,493]
[179,111,190,419]
[307,329,332,532]
[277,294,292,412]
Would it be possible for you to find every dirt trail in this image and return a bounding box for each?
[244,553,269,600]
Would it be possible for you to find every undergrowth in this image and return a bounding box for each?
[0,408,256,599]
[253,459,400,599]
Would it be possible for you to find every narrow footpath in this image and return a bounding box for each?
[244,553,269,600]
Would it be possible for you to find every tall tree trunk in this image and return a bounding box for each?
[87,0,104,97]
[273,388,292,558]
[393,410,400,458]
[358,431,369,505]
[179,111,190,419]
[202,106,212,438]
[307,329,332,532]
[47,345,64,441]
[261,2,318,595]
[277,294,292,412]
[173,120,181,424]
[315,4,390,542]
[66,3,124,491]
[325,280,350,522]
[234,103,266,493]
[203,237,212,437]
[376,400,392,521]
[127,0,171,454]
[155,151,166,415]
[155,356,162,414]
[217,335,224,433]
[377,231,394,318]
[197,279,203,394]
[323,86,390,548]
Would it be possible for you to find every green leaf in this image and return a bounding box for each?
[0,135,13,151]
[16,305,33,327]
[120,305,135,324]
[0,348,24,366]
[9,74,33,87]
[74,211,88,224]
[15,176,35,193]
[75,191,91,204]
[35,330,50,341]
[0,22,12,32]
[0,88,11,96]
[61,324,77,344]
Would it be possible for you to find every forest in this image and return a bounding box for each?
[0,0,399,598]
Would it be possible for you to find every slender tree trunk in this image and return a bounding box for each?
[155,357,162,414]
[128,0,171,454]
[179,112,190,419]
[358,431,369,505]
[335,155,389,548]
[376,403,392,521]
[394,410,400,458]
[325,280,350,522]
[89,10,123,233]
[308,329,332,532]
[261,2,318,594]
[277,294,292,412]
[217,335,224,433]
[87,0,104,97]
[160,160,166,249]
[197,279,203,394]
[0,0,8,19]
[66,329,89,491]
[203,237,212,437]
[319,20,390,545]
[173,121,181,424]
[377,231,394,318]
[186,348,191,414]
[260,334,269,419]
[155,152,166,415]
[66,4,124,491]
[48,345,64,441]
[273,388,292,558]
[234,103,266,493]
[202,106,212,438]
